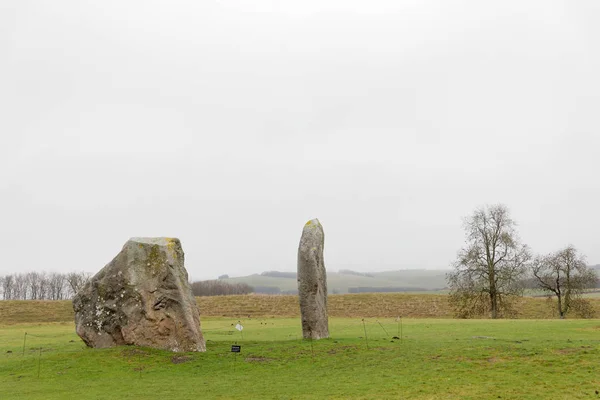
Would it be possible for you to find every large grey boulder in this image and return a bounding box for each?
[297,219,329,339]
[73,237,205,352]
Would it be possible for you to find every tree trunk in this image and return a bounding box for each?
[490,292,498,319]
[489,265,498,319]
[557,296,564,319]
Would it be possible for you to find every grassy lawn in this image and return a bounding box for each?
[2,318,600,399]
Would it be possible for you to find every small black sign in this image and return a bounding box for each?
[231,345,241,353]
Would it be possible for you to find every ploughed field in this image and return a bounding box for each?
[2,294,600,399]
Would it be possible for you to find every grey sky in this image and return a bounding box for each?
[1,1,599,280]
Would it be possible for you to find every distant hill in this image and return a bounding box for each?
[220,269,449,294]
[208,263,599,295]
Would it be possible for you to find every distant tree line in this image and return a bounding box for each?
[0,271,91,300]
[190,280,253,296]
[260,270,377,279]
[260,271,297,279]
[348,287,430,293]
[339,270,375,278]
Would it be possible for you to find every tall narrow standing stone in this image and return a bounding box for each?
[297,219,329,339]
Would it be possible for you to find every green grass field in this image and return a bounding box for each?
[2,317,600,399]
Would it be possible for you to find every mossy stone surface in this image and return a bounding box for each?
[73,237,205,352]
[297,219,329,340]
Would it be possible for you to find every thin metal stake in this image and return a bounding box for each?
[377,320,389,336]
[362,319,369,350]
[37,347,42,379]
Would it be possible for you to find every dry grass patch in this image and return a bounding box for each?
[0,300,74,324]
[4,294,600,325]
[170,355,192,364]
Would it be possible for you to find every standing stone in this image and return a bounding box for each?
[297,219,329,339]
[73,237,205,352]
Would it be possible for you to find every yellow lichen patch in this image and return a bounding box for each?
[305,220,312,226]
[146,245,166,275]
[165,238,178,259]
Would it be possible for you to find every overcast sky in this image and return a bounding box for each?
[1,1,599,280]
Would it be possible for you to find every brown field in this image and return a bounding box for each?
[2,293,599,324]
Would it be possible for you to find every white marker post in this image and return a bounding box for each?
[236,322,244,341]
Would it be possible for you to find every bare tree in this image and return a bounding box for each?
[13,273,29,300]
[39,272,50,299]
[65,271,91,296]
[1,274,14,299]
[48,272,67,300]
[28,272,42,300]
[532,246,598,318]
[447,204,531,318]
